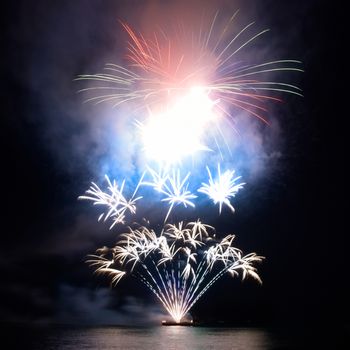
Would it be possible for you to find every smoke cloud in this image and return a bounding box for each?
[57,285,167,325]
[12,0,298,184]
[3,0,308,325]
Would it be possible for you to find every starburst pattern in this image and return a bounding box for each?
[143,167,197,222]
[79,175,142,228]
[198,164,245,213]
[76,13,302,164]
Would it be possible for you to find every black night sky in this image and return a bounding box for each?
[1,0,347,348]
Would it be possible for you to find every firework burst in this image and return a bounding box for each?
[80,164,245,224]
[87,221,264,323]
[79,175,142,228]
[77,9,302,324]
[198,164,245,214]
[76,12,302,163]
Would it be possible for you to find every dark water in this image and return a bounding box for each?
[4,324,348,349]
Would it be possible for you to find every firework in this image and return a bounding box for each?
[87,221,263,323]
[79,164,245,224]
[143,167,197,222]
[75,9,302,324]
[79,175,142,228]
[136,86,215,163]
[198,164,245,214]
[76,12,302,164]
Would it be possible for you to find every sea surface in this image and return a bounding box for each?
[4,324,347,350]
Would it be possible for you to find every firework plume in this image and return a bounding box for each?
[87,221,263,323]
[78,10,301,323]
[77,11,302,164]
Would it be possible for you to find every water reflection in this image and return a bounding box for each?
[17,326,276,350]
[159,327,272,350]
[6,323,347,349]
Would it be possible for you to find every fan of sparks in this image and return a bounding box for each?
[79,165,255,323]
[76,11,303,164]
[87,220,263,323]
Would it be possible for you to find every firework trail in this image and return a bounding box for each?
[80,166,256,323]
[87,221,263,323]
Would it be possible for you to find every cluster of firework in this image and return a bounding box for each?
[80,164,244,226]
[86,221,263,323]
[79,11,301,323]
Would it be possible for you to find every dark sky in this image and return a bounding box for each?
[1,0,346,330]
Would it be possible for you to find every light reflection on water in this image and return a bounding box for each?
[34,326,277,350]
[6,324,347,349]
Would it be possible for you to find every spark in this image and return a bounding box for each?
[78,175,142,228]
[142,166,168,192]
[160,170,197,222]
[87,221,264,323]
[198,164,245,213]
[141,167,197,221]
[74,10,299,324]
[81,166,245,223]
[76,14,302,163]
[86,255,126,286]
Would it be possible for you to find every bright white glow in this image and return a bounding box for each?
[139,87,218,164]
